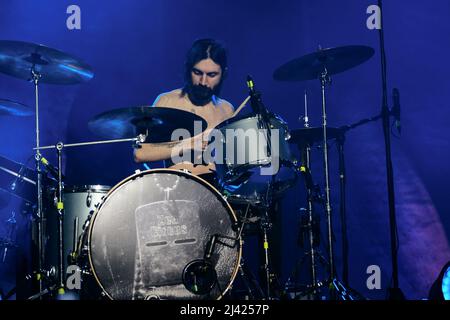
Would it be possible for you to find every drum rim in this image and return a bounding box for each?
[54,184,112,193]
[216,111,288,130]
[86,168,242,300]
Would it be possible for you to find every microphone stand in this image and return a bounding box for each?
[377,0,404,299]
[246,76,278,299]
[337,101,402,298]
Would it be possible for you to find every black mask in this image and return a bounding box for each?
[186,84,214,106]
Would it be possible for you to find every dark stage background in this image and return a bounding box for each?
[1,0,449,300]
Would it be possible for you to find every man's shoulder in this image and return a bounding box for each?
[153,89,184,107]
[158,88,183,99]
[216,97,234,116]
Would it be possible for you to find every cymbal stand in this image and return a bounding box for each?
[260,186,275,300]
[55,142,64,294]
[319,68,361,299]
[337,133,349,286]
[285,92,327,299]
[31,66,45,295]
[303,91,319,296]
[298,91,320,296]
[319,68,336,285]
[285,144,325,299]
[35,136,146,151]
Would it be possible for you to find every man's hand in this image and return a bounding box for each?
[188,129,212,152]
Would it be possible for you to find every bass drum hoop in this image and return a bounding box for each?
[86,168,242,300]
[64,184,112,193]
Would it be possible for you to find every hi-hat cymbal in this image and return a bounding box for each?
[88,106,208,143]
[0,40,94,84]
[0,99,34,116]
[289,127,343,147]
[273,45,375,82]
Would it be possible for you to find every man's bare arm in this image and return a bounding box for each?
[134,140,184,163]
[134,93,197,163]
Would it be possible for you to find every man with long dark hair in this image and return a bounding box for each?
[134,39,234,181]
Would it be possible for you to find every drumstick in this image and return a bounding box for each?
[232,95,251,117]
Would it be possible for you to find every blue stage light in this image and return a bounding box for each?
[429,261,450,300]
[442,264,450,300]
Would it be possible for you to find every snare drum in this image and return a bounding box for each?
[83,169,241,300]
[215,113,297,205]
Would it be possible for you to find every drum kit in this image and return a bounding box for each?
[0,39,375,300]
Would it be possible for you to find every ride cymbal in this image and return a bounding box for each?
[273,45,375,81]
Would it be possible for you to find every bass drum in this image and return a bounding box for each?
[85,169,241,300]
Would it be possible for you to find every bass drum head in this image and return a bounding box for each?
[87,169,241,300]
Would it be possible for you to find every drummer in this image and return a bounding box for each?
[134,38,234,184]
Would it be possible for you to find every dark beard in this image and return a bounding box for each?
[185,84,215,106]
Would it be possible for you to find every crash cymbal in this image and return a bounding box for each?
[273,45,375,81]
[0,40,94,84]
[0,99,33,116]
[88,106,208,142]
[289,127,343,146]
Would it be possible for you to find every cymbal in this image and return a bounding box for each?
[273,45,375,81]
[0,40,94,84]
[289,127,343,146]
[0,99,34,116]
[88,106,208,142]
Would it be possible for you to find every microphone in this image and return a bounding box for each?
[246,75,260,114]
[246,75,272,156]
[40,157,63,180]
[246,75,255,93]
[392,88,401,134]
